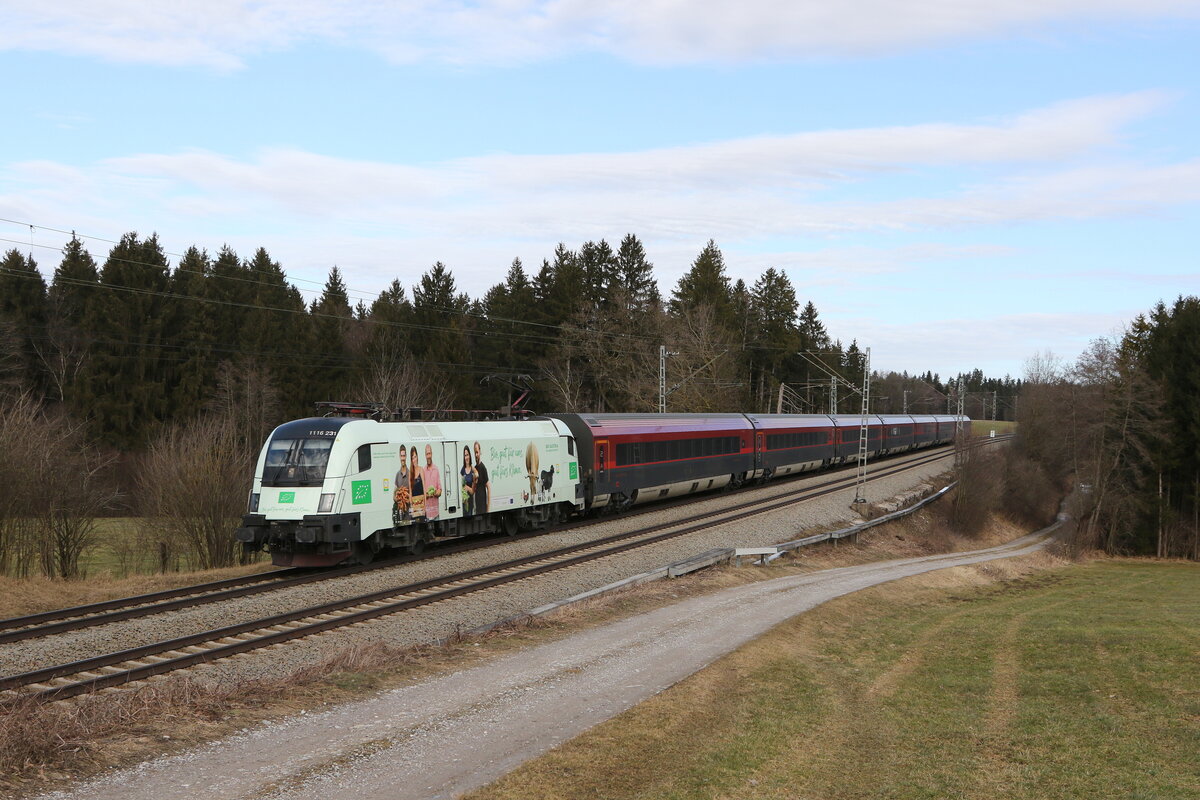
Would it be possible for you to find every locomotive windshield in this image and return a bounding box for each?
[261,437,334,486]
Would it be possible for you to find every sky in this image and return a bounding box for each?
[2,1,1199,381]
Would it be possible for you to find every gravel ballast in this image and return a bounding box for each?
[0,450,955,683]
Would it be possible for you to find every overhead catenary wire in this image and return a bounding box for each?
[0,218,843,360]
[0,218,672,345]
[0,234,679,358]
[0,235,822,371]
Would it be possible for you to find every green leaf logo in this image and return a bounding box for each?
[569,462,578,480]
[351,480,372,505]
[278,491,295,504]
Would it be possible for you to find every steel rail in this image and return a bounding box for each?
[0,439,991,644]
[0,445,965,704]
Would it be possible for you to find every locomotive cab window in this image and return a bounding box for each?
[356,444,372,473]
[262,437,334,487]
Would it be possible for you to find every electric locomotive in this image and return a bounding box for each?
[237,404,583,566]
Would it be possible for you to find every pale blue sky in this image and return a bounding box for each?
[2,2,1198,380]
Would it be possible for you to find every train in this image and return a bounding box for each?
[236,403,970,567]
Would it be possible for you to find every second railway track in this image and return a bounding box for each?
[0,439,1000,646]
[0,443,970,705]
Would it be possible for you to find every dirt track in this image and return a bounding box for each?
[35,530,1053,800]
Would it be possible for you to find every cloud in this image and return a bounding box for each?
[550,0,1200,63]
[78,93,1174,238]
[4,92,1195,365]
[2,1,1199,68]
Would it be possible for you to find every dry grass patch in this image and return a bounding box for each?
[470,558,1198,800]
[0,504,1039,797]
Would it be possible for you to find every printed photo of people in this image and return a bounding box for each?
[473,441,489,513]
[393,444,411,524]
[409,445,425,520]
[460,445,476,516]
[422,444,443,520]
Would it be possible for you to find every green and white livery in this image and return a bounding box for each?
[238,413,582,567]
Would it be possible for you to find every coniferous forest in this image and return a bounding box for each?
[0,232,1195,575]
[0,233,1018,447]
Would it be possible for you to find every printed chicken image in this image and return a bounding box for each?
[525,441,540,501]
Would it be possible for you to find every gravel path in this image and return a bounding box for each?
[31,524,1050,800]
[0,451,952,683]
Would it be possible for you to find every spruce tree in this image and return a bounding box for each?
[49,237,99,322]
[533,244,585,329]
[364,278,413,361]
[242,247,308,415]
[206,245,250,360]
[44,238,99,406]
[165,246,214,413]
[797,300,829,350]
[0,249,47,394]
[669,240,734,326]
[615,233,660,313]
[577,239,618,310]
[81,232,171,445]
[411,262,471,403]
[308,266,355,402]
[748,268,800,406]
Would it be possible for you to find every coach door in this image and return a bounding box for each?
[441,442,463,518]
[595,439,609,488]
[755,432,764,471]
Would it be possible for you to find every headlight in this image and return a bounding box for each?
[248,493,260,512]
[318,493,335,513]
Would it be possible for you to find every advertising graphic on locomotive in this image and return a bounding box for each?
[237,406,968,567]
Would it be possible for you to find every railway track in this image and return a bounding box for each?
[0,537,529,646]
[0,440,992,646]
[0,443,969,704]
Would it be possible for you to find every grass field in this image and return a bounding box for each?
[469,560,1198,800]
[971,419,1016,436]
[0,519,270,618]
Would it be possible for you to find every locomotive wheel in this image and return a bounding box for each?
[353,542,376,565]
[499,513,518,537]
[407,536,427,556]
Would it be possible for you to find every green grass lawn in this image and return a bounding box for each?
[971,419,1017,436]
[469,561,1199,800]
[79,518,146,577]
[80,518,262,578]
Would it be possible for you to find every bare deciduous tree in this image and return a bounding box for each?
[31,303,89,405]
[137,414,250,571]
[353,347,452,415]
[208,358,281,449]
[539,354,589,413]
[0,393,118,578]
[662,305,743,412]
